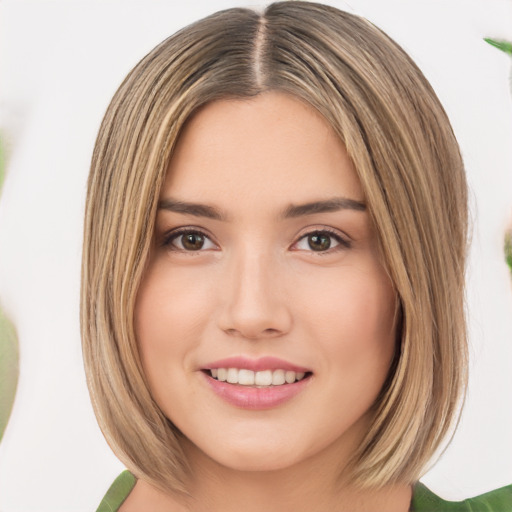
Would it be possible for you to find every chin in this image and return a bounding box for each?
[186,434,308,473]
[212,449,304,473]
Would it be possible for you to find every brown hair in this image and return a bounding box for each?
[81,1,468,494]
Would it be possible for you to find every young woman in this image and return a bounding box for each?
[81,2,511,511]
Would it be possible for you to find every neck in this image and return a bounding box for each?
[188,466,411,512]
[125,429,413,512]
[178,436,412,512]
[128,455,412,512]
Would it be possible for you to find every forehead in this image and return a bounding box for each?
[163,91,364,208]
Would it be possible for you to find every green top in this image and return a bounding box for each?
[411,482,512,511]
[97,470,512,512]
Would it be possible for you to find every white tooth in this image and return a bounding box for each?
[227,368,238,384]
[285,371,296,384]
[217,368,227,382]
[238,369,255,386]
[296,372,305,381]
[211,369,218,378]
[255,370,273,386]
[272,369,286,385]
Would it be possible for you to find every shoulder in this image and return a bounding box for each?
[411,482,512,512]
[96,470,136,512]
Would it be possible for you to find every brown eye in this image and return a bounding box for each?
[308,233,331,251]
[293,229,351,254]
[182,233,205,250]
[164,229,216,251]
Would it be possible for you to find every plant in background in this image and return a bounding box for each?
[0,134,20,442]
[484,37,512,277]
[484,38,512,57]
[0,308,18,443]
[506,231,512,274]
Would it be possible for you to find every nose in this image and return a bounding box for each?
[217,247,293,340]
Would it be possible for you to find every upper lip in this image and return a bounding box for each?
[202,356,311,373]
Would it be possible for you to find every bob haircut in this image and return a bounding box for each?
[81,0,468,494]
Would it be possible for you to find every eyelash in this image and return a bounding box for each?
[162,228,215,253]
[294,228,352,254]
[162,227,351,255]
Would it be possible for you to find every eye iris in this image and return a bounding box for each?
[308,233,331,251]
[182,233,205,250]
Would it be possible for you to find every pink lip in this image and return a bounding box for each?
[203,356,310,373]
[201,371,312,410]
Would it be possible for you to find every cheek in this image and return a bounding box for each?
[134,263,215,381]
[299,265,397,374]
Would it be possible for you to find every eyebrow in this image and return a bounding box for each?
[283,197,366,217]
[157,197,366,221]
[158,199,225,220]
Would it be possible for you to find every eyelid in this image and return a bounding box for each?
[161,225,352,254]
[291,226,352,253]
[162,226,218,251]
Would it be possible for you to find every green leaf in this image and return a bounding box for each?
[505,230,512,275]
[0,306,19,443]
[484,38,512,56]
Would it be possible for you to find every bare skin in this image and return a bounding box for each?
[122,92,412,511]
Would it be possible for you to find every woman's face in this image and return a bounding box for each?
[135,91,397,474]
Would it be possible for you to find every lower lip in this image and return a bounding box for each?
[202,372,311,410]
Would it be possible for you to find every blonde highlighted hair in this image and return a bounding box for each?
[81,1,468,494]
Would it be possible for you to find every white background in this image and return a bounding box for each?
[0,1,511,510]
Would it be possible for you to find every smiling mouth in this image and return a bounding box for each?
[204,368,312,387]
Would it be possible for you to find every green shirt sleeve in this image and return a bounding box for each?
[96,470,136,512]
[412,482,512,512]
